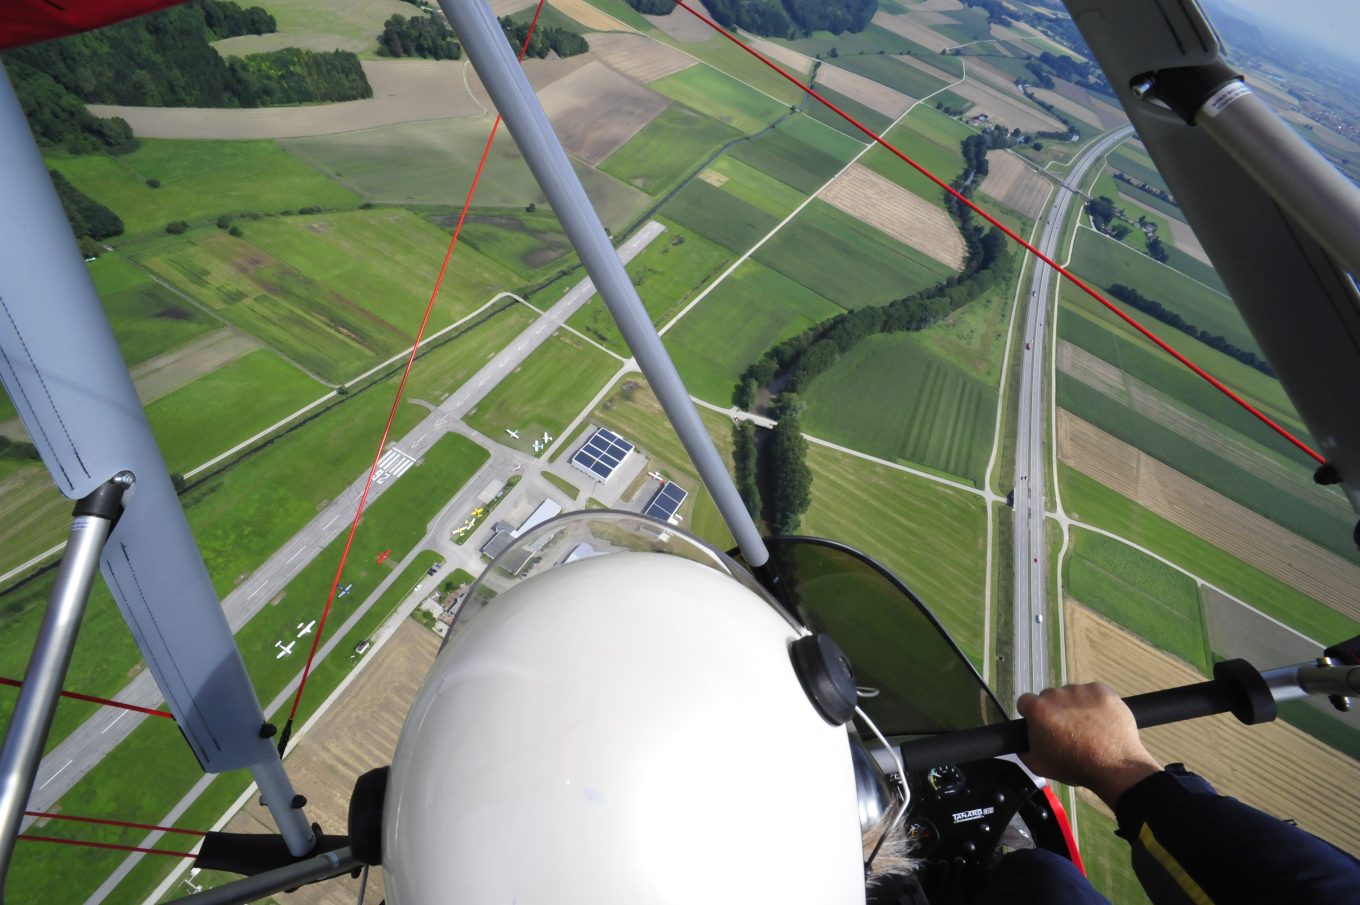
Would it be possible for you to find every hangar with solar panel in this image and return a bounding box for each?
[570,428,634,482]
[644,481,688,525]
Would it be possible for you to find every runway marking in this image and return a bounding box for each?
[518,343,527,350]
[248,585,264,600]
[101,711,128,735]
[39,760,73,790]
[324,514,338,529]
[478,378,487,386]
[286,547,304,564]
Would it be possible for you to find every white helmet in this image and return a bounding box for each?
[383,513,868,904]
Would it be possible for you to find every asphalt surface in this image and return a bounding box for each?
[1010,127,1135,699]
[23,220,664,822]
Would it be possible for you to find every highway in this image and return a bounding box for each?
[1011,126,1134,698]
[22,220,664,821]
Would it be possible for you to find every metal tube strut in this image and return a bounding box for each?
[0,478,127,890]
[438,0,770,567]
[164,846,361,905]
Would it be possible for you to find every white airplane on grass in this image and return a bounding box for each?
[506,429,520,439]
[274,640,295,659]
[532,441,543,453]
[542,432,552,444]
[297,621,316,637]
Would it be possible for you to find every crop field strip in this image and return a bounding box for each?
[806,85,897,141]
[814,60,916,117]
[1065,602,1360,854]
[728,116,865,194]
[978,149,1051,218]
[599,103,744,195]
[859,106,972,207]
[1057,411,1360,621]
[649,62,792,134]
[585,31,697,83]
[531,60,672,165]
[819,163,966,268]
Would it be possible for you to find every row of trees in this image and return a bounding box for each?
[499,16,590,58]
[378,15,462,59]
[1113,171,1180,209]
[960,0,1012,25]
[0,436,40,464]
[733,420,762,520]
[5,4,369,108]
[198,0,276,39]
[7,62,138,155]
[766,395,812,536]
[650,0,876,38]
[1106,283,1274,376]
[49,170,124,257]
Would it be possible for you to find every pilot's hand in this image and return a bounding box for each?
[1017,683,1162,809]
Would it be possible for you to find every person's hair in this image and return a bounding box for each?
[863,812,918,887]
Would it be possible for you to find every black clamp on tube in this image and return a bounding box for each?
[73,473,132,527]
[1132,60,1243,125]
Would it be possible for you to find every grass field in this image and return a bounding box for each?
[403,301,537,404]
[280,120,648,231]
[464,330,619,453]
[1059,467,1359,644]
[801,444,988,665]
[569,222,732,354]
[802,333,996,484]
[664,259,842,403]
[753,199,956,308]
[658,31,809,106]
[931,88,975,114]
[1065,528,1210,671]
[912,242,1021,387]
[777,24,919,59]
[131,210,518,383]
[1077,800,1151,904]
[48,140,360,238]
[728,114,863,194]
[145,350,321,472]
[835,53,951,99]
[89,254,219,366]
[9,433,485,904]
[860,105,972,205]
[1108,146,1171,195]
[650,64,791,134]
[805,84,893,140]
[598,104,744,195]
[660,179,781,254]
[457,210,575,280]
[708,154,809,217]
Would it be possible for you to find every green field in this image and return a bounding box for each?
[860,105,973,204]
[569,222,732,354]
[599,104,744,196]
[664,259,842,403]
[587,377,737,549]
[805,84,893,140]
[660,179,780,253]
[465,330,619,453]
[835,53,951,99]
[753,199,955,308]
[708,155,809,217]
[146,350,322,472]
[728,114,863,193]
[657,32,810,106]
[580,0,657,31]
[912,239,1022,387]
[89,254,219,366]
[403,301,537,404]
[48,140,360,238]
[457,210,576,280]
[650,64,791,134]
[9,432,485,904]
[931,88,975,114]
[281,120,648,231]
[801,444,989,664]
[1108,146,1171,195]
[1066,528,1210,671]
[802,333,996,483]
[1059,467,1359,644]
[130,209,519,383]
[207,0,411,54]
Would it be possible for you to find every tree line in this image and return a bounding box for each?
[632,0,876,37]
[378,15,461,59]
[1113,171,1180,208]
[5,2,369,109]
[499,16,589,58]
[49,169,124,257]
[732,133,1014,533]
[1106,283,1274,376]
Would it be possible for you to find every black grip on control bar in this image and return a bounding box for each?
[899,659,1275,772]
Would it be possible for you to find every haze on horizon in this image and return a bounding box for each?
[1208,0,1360,64]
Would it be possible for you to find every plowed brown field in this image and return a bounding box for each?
[1065,602,1360,854]
[979,150,1051,218]
[820,163,966,269]
[534,61,671,164]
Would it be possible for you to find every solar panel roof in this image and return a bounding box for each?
[643,482,688,522]
[571,428,634,481]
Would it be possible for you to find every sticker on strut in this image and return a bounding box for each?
[1202,82,1251,119]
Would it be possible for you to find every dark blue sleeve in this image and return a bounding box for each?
[1113,763,1360,904]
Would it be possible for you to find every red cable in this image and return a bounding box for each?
[23,810,207,837]
[669,0,1324,466]
[0,676,173,719]
[16,834,196,858]
[279,0,551,746]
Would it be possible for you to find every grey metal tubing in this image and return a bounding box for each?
[250,758,316,857]
[162,846,360,905]
[1261,664,1360,703]
[0,514,114,890]
[438,0,769,567]
[1196,84,1360,286]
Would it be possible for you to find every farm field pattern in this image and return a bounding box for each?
[4,0,1359,901]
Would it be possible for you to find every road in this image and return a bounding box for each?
[1011,126,1134,698]
[22,220,665,821]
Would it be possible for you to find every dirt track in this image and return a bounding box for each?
[821,163,966,269]
[979,150,1050,217]
[1056,408,1360,621]
[1065,601,1360,854]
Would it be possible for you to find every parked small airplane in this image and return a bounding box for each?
[506,429,520,439]
[541,432,552,444]
[532,440,542,452]
[337,583,353,598]
[274,640,295,659]
[297,620,316,637]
